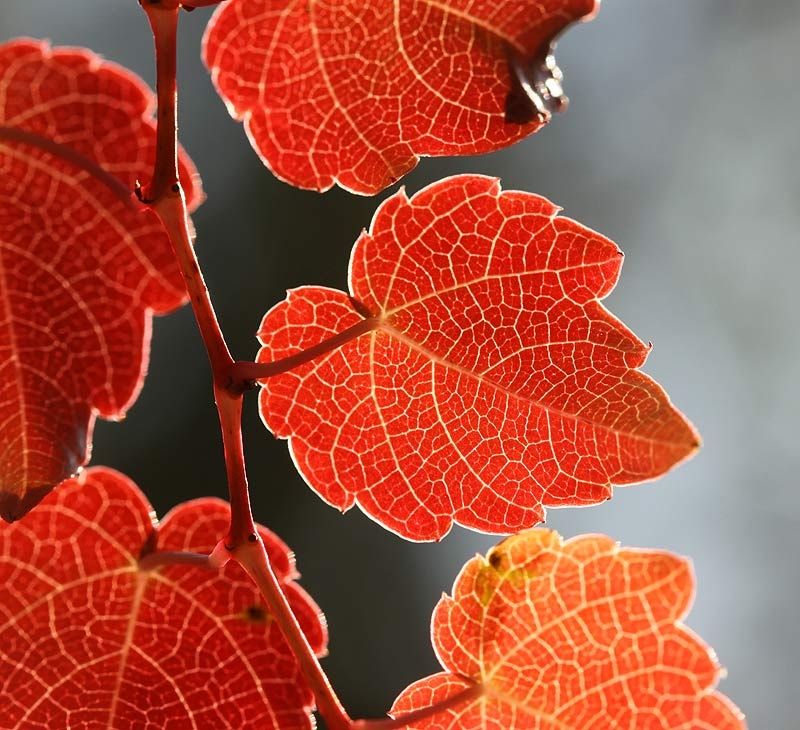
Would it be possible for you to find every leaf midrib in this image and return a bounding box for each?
[373,307,678,451]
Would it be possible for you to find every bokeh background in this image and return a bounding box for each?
[3,1,798,727]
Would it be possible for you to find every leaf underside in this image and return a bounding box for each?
[0,39,202,521]
[257,175,699,541]
[391,528,745,730]
[203,0,599,193]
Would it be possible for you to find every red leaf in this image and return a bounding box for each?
[0,39,203,521]
[391,529,745,730]
[203,0,599,193]
[0,467,327,730]
[257,175,698,541]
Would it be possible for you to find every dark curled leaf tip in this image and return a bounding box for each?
[488,550,504,569]
[504,44,568,125]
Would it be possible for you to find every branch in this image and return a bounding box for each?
[233,536,352,730]
[138,5,351,729]
[140,0,233,380]
[215,385,256,546]
[149,192,234,378]
[139,1,180,203]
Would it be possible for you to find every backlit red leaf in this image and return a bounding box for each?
[391,529,745,730]
[0,467,327,730]
[257,175,698,541]
[203,0,599,193]
[0,39,202,521]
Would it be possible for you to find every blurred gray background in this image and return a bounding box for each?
[3,1,797,727]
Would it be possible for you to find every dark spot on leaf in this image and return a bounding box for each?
[243,604,269,623]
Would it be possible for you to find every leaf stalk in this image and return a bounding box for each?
[231,316,381,382]
[138,550,217,571]
[0,126,141,207]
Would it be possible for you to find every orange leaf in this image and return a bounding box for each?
[391,529,745,729]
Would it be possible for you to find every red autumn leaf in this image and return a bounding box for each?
[391,529,745,730]
[0,467,327,730]
[0,39,202,521]
[257,175,698,541]
[203,0,599,194]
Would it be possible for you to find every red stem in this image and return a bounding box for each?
[215,385,256,546]
[142,0,233,380]
[140,1,180,203]
[150,192,234,379]
[212,375,352,729]
[231,316,381,382]
[235,537,352,730]
[138,550,216,572]
[140,4,351,729]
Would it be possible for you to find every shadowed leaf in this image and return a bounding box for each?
[0,467,326,730]
[0,39,202,521]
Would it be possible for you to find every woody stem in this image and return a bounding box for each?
[139,3,352,728]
